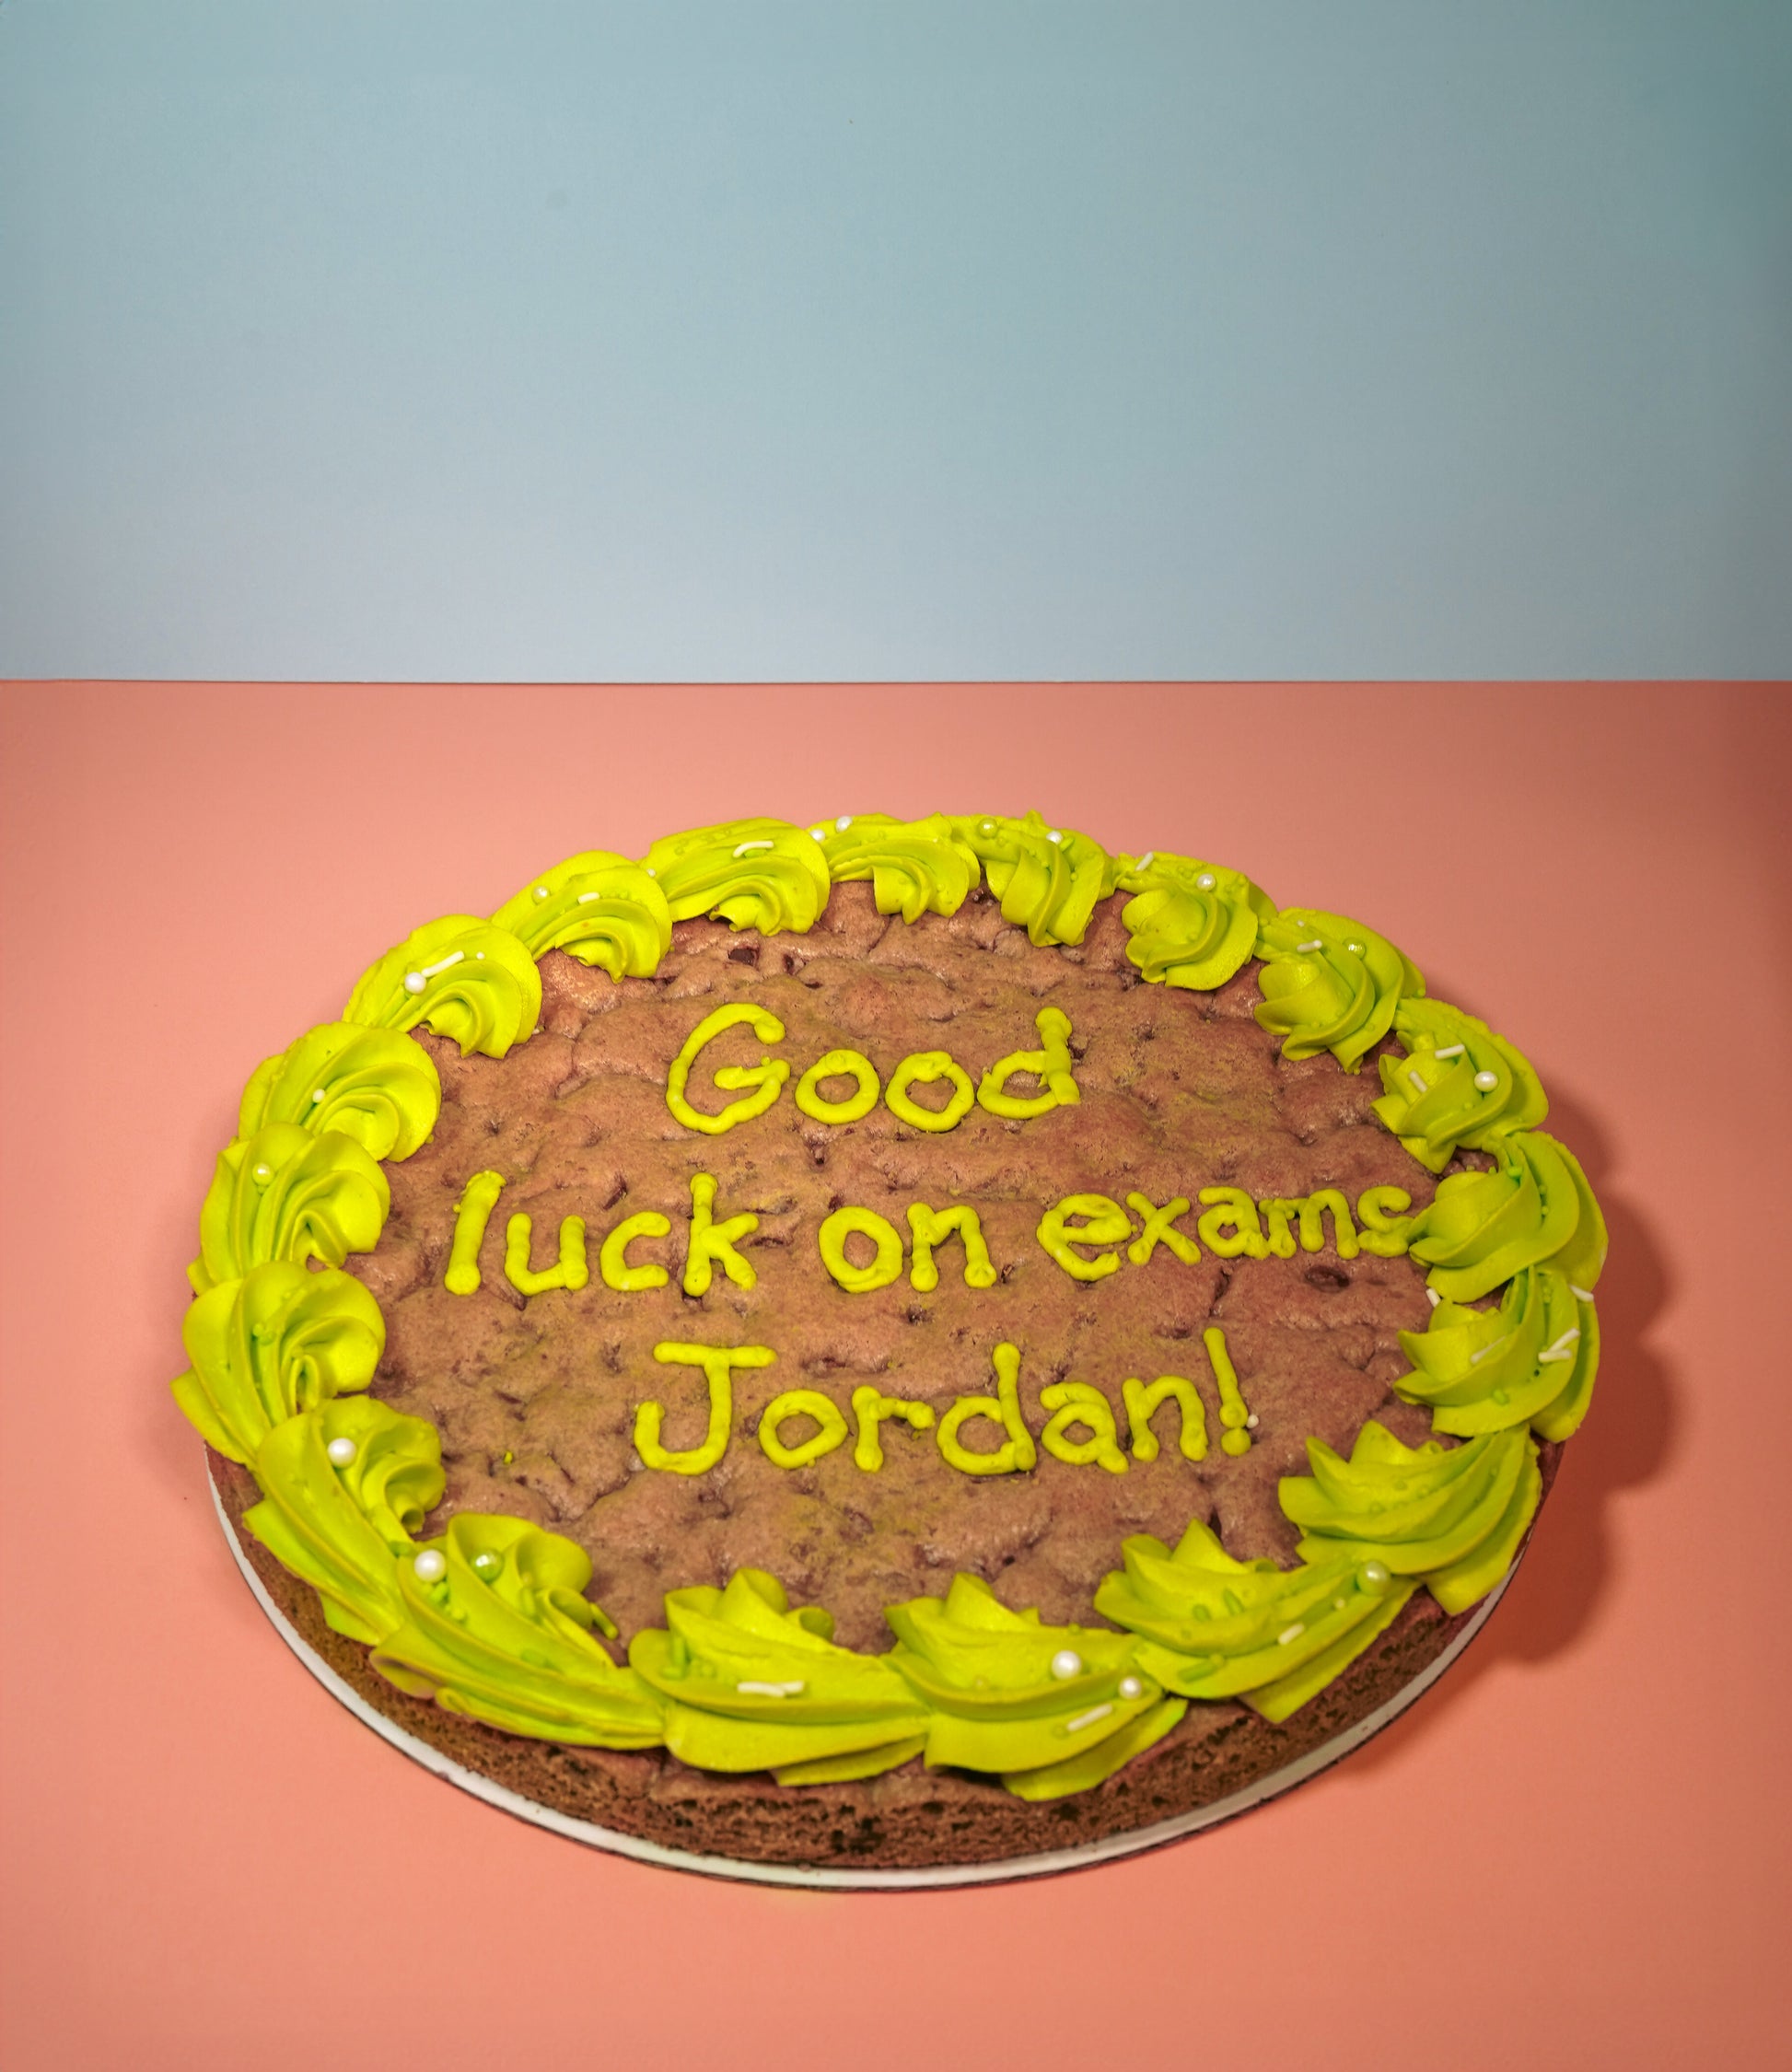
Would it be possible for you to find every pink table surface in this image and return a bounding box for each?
[2,681,1787,2071]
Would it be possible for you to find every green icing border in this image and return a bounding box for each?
[172,811,1606,1800]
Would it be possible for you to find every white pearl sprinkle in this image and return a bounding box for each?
[1046,829,1063,844]
[1473,1069,1499,1090]
[1359,1560,1391,1591]
[835,814,853,832]
[251,1162,273,1183]
[1246,1413,1259,1428]
[1195,871,1216,890]
[474,949,484,960]
[646,867,656,877]
[810,827,827,840]
[325,1436,357,1466]
[978,819,996,835]
[533,885,550,901]
[1346,942,1364,954]
[471,1550,501,1574]
[1118,1675,1144,1700]
[1050,1648,1084,1681]
[413,1550,447,1584]
[310,1088,326,1103]
[402,972,426,995]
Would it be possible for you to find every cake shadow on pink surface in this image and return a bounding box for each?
[1345,1083,1675,1775]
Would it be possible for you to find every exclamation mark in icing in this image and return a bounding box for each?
[1203,1325,1254,1456]
[445,1170,506,1294]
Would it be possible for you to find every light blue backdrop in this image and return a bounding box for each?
[2,1,1786,680]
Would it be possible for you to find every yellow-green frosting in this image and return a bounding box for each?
[239,1022,441,1161]
[814,811,982,923]
[1371,999,1548,1171]
[883,1574,1183,1798]
[172,1262,384,1465]
[1279,1421,1542,1617]
[190,1123,390,1296]
[372,1516,664,1747]
[490,850,672,979]
[1254,908,1425,1070]
[343,915,541,1057]
[1094,1519,1416,1725]
[1117,852,1278,991]
[1403,1129,1607,1302]
[951,810,1123,947]
[175,810,1602,1801]
[1395,1265,1599,1440]
[645,818,832,934]
[630,1569,931,1782]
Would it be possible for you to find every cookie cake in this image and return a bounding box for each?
[174,811,1605,1883]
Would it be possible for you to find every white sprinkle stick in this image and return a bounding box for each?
[732,839,775,858]
[1425,1287,1441,1308]
[1570,1285,1596,1302]
[1277,1624,1305,1647]
[1135,851,1155,872]
[1539,1328,1582,1364]
[1407,1067,1428,1095]
[736,1680,806,1697]
[1434,1043,1466,1059]
[403,949,466,994]
[1065,1704,1114,1734]
[1297,938,1324,952]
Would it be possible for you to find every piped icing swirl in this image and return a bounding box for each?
[1279,1421,1542,1617]
[1395,1265,1599,1440]
[1117,853,1278,991]
[372,1516,664,1747]
[883,1574,1181,1798]
[1403,1129,1606,1302]
[343,916,541,1057]
[190,1123,389,1296]
[172,1262,384,1465]
[491,850,672,978]
[644,818,832,934]
[1254,908,1425,1070]
[239,1022,441,1161]
[244,1396,444,1643]
[951,811,1123,947]
[1371,999,1547,1172]
[630,1569,930,1782]
[1094,1518,1416,1724]
[813,812,982,923]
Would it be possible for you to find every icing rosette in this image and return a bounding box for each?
[342,916,541,1057]
[490,850,671,978]
[1093,1519,1415,1725]
[644,818,832,935]
[883,1575,1182,1799]
[951,810,1123,948]
[813,812,982,923]
[370,1517,665,1748]
[1403,1129,1607,1302]
[244,1397,445,1644]
[1254,909,1425,1071]
[172,1261,384,1465]
[238,1021,441,1161]
[1117,852,1278,992]
[1371,999,1547,1172]
[1395,1265,1600,1440]
[190,1122,389,1295]
[1279,1421,1542,1616]
[630,1569,929,1782]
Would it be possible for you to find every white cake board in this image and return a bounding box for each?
[212,1466,1513,1890]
